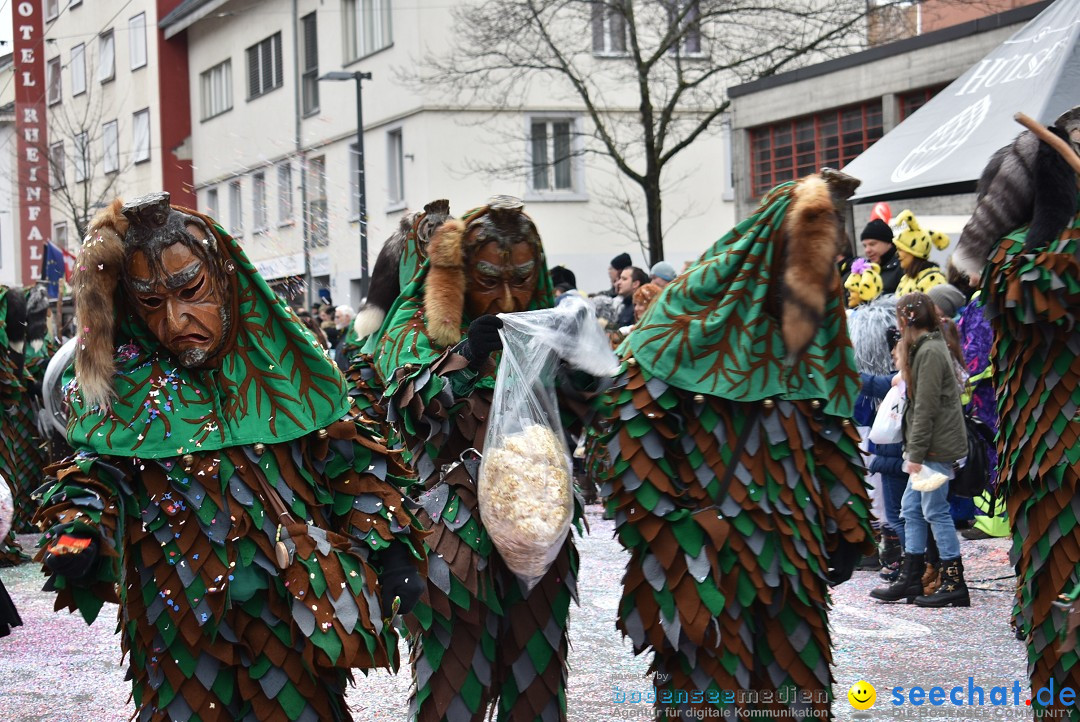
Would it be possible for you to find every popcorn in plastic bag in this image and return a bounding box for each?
[478,296,618,591]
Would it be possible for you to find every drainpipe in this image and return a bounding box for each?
[293,0,312,311]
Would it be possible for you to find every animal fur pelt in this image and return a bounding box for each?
[73,199,128,410]
[353,199,451,340]
[424,219,466,347]
[780,174,841,365]
[953,109,1080,278]
[25,287,49,343]
[848,294,898,376]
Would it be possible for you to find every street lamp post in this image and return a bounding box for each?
[319,70,373,299]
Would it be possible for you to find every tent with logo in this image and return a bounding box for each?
[843,0,1080,203]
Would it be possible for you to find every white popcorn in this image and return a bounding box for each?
[479,424,573,589]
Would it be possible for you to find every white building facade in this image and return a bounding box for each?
[164,0,734,306]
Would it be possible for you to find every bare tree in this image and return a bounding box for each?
[405,0,986,265]
[40,74,134,242]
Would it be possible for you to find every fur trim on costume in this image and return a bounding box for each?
[73,198,129,410]
[780,175,838,365]
[424,219,466,347]
[354,215,411,340]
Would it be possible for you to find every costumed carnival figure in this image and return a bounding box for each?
[595,170,875,719]
[892,210,950,296]
[31,192,425,721]
[8,287,59,533]
[951,107,1080,720]
[0,287,29,565]
[361,196,593,722]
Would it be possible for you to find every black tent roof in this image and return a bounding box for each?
[844,0,1080,202]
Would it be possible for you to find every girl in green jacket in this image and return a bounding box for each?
[871,292,970,608]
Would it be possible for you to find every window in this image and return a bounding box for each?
[45,0,59,21]
[229,180,243,236]
[98,30,115,83]
[246,33,283,100]
[103,120,119,174]
[132,108,151,164]
[129,13,147,70]
[49,142,65,189]
[309,156,328,247]
[71,44,86,96]
[74,132,89,182]
[387,129,404,206]
[277,162,293,223]
[53,223,68,251]
[71,0,82,7]
[749,101,883,197]
[591,1,627,55]
[343,0,392,61]
[301,13,319,115]
[206,187,220,219]
[200,60,233,120]
[253,172,267,231]
[47,57,61,105]
[530,118,575,192]
[899,84,948,121]
[667,0,702,55]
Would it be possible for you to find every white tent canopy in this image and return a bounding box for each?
[844,0,1080,202]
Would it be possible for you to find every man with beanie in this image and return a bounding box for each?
[928,284,967,320]
[649,261,677,289]
[861,218,903,294]
[602,252,633,296]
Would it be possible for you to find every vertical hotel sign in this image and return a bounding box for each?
[14,0,51,285]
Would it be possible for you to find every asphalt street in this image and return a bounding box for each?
[0,508,1028,721]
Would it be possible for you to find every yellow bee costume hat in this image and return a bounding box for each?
[893,209,950,259]
[844,258,883,308]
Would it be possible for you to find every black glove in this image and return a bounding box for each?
[378,542,423,616]
[459,315,504,368]
[43,531,99,581]
[826,538,863,587]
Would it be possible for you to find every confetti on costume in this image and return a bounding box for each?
[360,196,583,722]
[596,173,874,719]
[952,107,1080,721]
[32,193,425,722]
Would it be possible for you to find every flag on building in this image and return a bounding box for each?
[41,241,74,299]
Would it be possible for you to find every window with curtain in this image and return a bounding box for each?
[229,180,243,236]
[343,0,392,61]
[47,57,62,105]
[277,162,293,223]
[206,187,219,219]
[387,129,404,205]
[129,13,147,70]
[71,44,86,96]
[591,0,627,55]
[529,118,575,192]
[49,142,65,189]
[246,33,283,100]
[98,30,115,83]
[253,172,267,231]
[132,108,151,163]
[309,156,328,247]
[200,60,233,120]
[53,222,69,250]
[103,120,119,174]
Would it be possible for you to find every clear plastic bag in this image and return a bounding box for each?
[478,295,619,590]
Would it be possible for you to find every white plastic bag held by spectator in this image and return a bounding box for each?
[0,474,13,541]
[869,382,906,445]
[478,296,618,590]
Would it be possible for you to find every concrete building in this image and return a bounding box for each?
[728,1,1050,244]
[161,0,734,306]
[39,0,194,250]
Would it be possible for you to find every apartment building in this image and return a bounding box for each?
[162,0,734,305]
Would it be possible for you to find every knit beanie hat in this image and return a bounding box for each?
[611,252,632,272]
[860,218,893,244]
[893,209,950,259]
[649,261,677,282]
[928,283,967,318]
